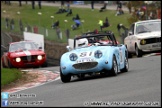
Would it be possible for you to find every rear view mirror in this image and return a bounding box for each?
[66,46,72,51]
[39,47,42,49]
[128,31,133,35]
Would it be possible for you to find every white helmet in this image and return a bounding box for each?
[77,38,88,47]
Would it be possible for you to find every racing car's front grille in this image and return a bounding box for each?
[145,37,161,44]
[73,62,98,70]
[21,55,37,62]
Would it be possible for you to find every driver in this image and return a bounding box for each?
[77,38,89,47]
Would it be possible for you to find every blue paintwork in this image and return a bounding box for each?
[60,44,127,75]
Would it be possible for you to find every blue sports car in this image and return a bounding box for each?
[60,31,129,83]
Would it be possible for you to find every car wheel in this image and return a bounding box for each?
[8,60,14,68]
[41,61,48,67]
[128,52,132,58]
[110,55,118,76]
[2,60,6,68]
[135,45,143,57]
[60,68,71,83]
[120,56,129,72]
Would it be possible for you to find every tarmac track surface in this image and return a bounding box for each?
[6,55,161,107]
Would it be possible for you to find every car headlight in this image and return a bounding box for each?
[37,55,43,60]
[94,50,102,58]
[140,39,146,45]
[69,53,78,61]
[16,57,21,62]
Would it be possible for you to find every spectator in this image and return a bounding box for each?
[32,1,35,9]
[61,1,64,9]
[19,19,24,32]
[98,19,103,31]
[115,1,124,16]
[10,18,14,30]
[52,20,59,29]
[103,17,110,28]
[66,9,72,16]
[91,1,94,11]
[157,7,161,19]
[66,1,70,12]
[5,17,9,29]
[38,1,41,9]
[55,7,66,14]
[71,19,81,30]
[99,1,108,12]
[19,1,22,6]
[27,24,31,32]
[127,1,132,14]
[72,14,80,20]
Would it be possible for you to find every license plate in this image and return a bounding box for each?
[152,43,161,47]
[76,58,94,63]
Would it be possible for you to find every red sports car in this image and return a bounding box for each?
[1,41,47,68]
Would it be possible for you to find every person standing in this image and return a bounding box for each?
[10,18,14,30]
[66,1,70,11]
[32,1,35,9]
[19,1,22,6]
[91,1,94,11]
[98,19,103,31]
[61,1,64,9]
[38,1,41,9]
[5,17,9,29]
[127,1,132,14]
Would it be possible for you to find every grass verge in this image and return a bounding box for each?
[1,68,22,87]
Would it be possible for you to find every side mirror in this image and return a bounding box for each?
[39,47,42,49]
[128,31,133,35]
[66,46,72,51]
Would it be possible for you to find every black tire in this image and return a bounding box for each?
[135,45,143,57]
[120,56,129,72]
[125,45,132,58]
[8,60,14,68]
[2,60,6,68]
[60,68,71,83]
[41,61,48,67]
[128,52,132,58]
[110,55,118,76]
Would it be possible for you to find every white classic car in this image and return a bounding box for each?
[124,19,161,57]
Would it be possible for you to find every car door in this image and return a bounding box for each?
[126,24,135,52]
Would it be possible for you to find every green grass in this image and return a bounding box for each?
[1,68,22,86]
[1,2,131,43]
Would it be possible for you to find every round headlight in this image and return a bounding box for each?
[16,57,21,62]
[94,50,102,58]
[69,53,78,61]
[140,39,146,45]
[37,55,43,60]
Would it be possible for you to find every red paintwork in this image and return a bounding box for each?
[1,41,47,68]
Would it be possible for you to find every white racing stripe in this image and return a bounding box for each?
[23,50,31,56]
